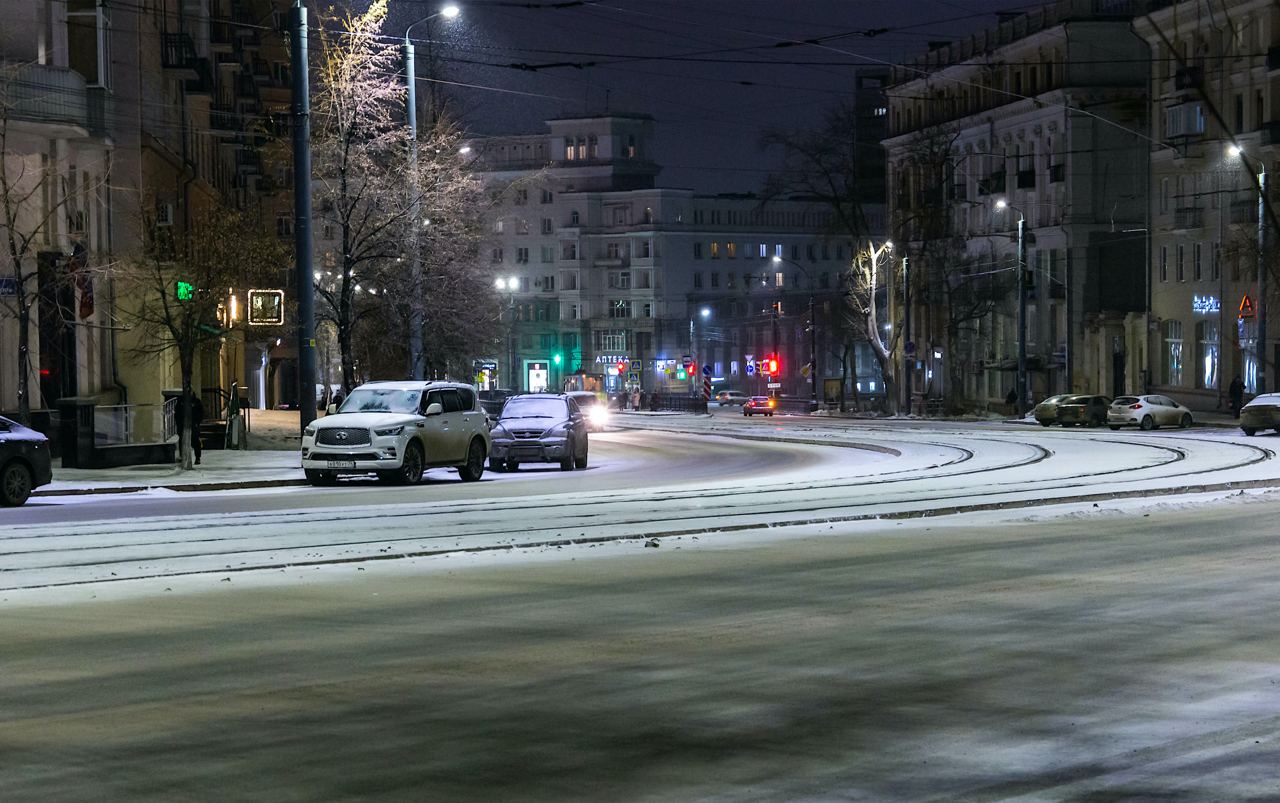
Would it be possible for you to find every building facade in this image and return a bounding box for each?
[1136,0,1280,412]
[471,114,888,402]
[884,0,1151,412]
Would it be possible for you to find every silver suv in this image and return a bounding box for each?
[302,381,491,485]
[489,393,589,472]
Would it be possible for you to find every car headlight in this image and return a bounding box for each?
[374,425,404,437]
[304,426,316,437]
[490,425,512,440]
[546,423,569,436]
[589,407,609,425]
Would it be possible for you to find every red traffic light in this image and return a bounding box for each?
[763,356,779,374]
[616,360,628,374]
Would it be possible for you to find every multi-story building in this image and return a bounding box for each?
[883,0,1151,411]
[470,114,887,402]
[1135,0,1279,411]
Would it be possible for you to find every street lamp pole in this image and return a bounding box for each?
[997,199,1028,415]
[402,5,459,380]
[289,0,316,431]
[902,255,911,415]
[495,277,516,390]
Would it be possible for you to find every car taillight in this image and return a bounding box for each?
[768,400,776,407]
[1129,403,1143,409]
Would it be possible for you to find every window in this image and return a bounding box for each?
[642,207,653,224]
[588,135,598,159]
[636,240,651,258]
[1193,242,1203,281]
[565,303,581,320]
[562,272,577,290]
[758,243,767,258]
[807,244,816,261]
[516,247,529,263]
[711,272,719,288]
[693,242,703,259]
[636,271,651,289]
[575,137,587,160]
[596,330,627,352]
[1163,319,1183,385]
[693,272,703,289]
[276,214,293,238]
[1197,320,1219,390]
[641,302,652,318]
[490,247,504,264]
[606,242,622,259]
[1212,243,1221,281]
[774,272,784,288]
[609,272,631,289]
[570,210,580,225]
[726,242,737,259]
[820,272,830,289]
[539,274,555,291]
[541,217,553,235]
[540,189,554,204]
[609,300,632,318]
[68,0,110,87]
[710,242,720,259]
[1160,246,1168,282]
[561,241,577,260]
[493,219,505,234]
[513,188,528,205]
[1176,245,1185,282]
[519,276,530,293]
[727,272,736,289]
[516,218,529,235]
[1165,102,1206,137]
[540,245,554,263]
[626,135,636,158]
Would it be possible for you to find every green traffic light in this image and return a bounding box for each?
[553,352,562,366]
[676,368,687,381]
[175,280,195,301]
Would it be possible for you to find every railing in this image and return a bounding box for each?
[1174,207,1203,229]
[648,394,708,414]
[93,402,175,446]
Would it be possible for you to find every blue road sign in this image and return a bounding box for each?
[701,363,712,377]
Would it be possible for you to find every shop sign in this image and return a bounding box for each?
[1239,294,1256,318]
[1192,295,1219,314]
[247,289,285,325]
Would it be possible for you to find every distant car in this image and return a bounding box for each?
[1057,395,1111,427]
[743,396,776,417]
[301,381,491,485]
[1032,394,1075,426]
[489,393,589,472]
[566,390,609,431]
[0,416,52,506]
[1240,392,1280,436]
[1108,394,1193,431]
[716,390,749,407]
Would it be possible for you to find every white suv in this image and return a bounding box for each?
[302,381,491,486]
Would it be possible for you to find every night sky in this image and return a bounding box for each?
[413,0,1029,193]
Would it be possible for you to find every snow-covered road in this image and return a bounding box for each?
[3,413,1277,591]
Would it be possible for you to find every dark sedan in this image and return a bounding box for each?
[1057,395,1111,427]
[0,416,52,506]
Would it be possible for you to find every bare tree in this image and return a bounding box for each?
[844,241,901,413]
[123,207,286,468]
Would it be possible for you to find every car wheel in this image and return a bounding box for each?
[560,437,575,471]
[1242,427,1257,436]
[574,445,588,469]
[395,442,425,485]
[1109,425,1121,431]
[304,469,337,486]
[458,438,486,482]
[0,461,33,506]
[1140,415,1156,431]
[1180,414,1192,429]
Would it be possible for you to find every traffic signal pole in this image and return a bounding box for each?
[290,1,317,432]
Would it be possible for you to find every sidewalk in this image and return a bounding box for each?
[40,450,305,496]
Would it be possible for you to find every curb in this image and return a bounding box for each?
[34,477,308,498]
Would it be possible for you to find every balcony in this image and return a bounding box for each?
[185,58,215,95]
[209,104,239,135]
[1173,206,1203,230]
[161,33,199,78]
[2,62,91,137]
[209,20,233,51]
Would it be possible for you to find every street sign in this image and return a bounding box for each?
[247,289,285,325]
[0,277,15,296]
[681,354,692,365]
[701,363,712,377]
[745,363,755,376]
[767,382,781,389]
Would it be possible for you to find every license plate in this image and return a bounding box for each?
[326,460,356,469]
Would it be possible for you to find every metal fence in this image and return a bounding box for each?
[648,394,708,414]
[93,401,176,446]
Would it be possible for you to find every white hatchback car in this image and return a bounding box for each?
[1107,394,1194,431]
[302,381,491,485]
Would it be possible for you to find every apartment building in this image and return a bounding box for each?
[471,114,887,400]
[1135,0,1279,411]
[884,0,1150,410]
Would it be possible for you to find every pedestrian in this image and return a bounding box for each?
[174,389,205,465]
[1005,387,1017,407]
[631,388,640,410]
[331,390,344,411]
[1229,374,1245,418]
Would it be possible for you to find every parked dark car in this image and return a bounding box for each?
[1057,395,1112,427]
[488,393,589,472]
[0,415,53,506]
[1032,394,1074,426]
[1240,392,1280,436]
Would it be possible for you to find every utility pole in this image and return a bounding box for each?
[1258,168,1268,395]
[403,36,424,379]
[902,255,911,415]
[290,0,316,432]
[808,291,817,410]
[1016,215,1027,415]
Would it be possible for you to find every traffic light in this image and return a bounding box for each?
[553,352,563,366]
[676,367,687,381]
[175,280,195,301]
[616,359,628,374]
[762,355,779,375]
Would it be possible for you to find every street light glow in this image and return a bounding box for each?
[441,4,460,19]
[995,199,1009,210]
[1227,144,1243,158]
[771,255,782,263]
[700,307,711,318]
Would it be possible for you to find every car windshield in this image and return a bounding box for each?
[1113,396,1140,405]
[571,395,598,408]
[1039,395,1069,405]
[339,388,422,414]
[1246,394,1280,407]
[501,397,566,420]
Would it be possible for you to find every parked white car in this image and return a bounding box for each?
[1107,394,1194,431]
[301,381,491,485]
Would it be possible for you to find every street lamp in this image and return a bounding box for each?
[495,276,517,390]
[772,254,819,410]
[1227,143,1269,394]
[996,198,1028,415]
[403,4,461,380]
